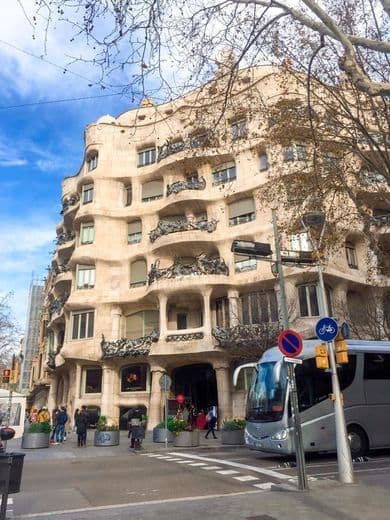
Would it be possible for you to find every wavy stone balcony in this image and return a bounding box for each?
[149,217,218,243]
[48,293,69,322]
[212,324,281,358]
[101,330,159,359]
[148,254,229,285]
[166,175,206,196]
[56,231,75,246]
[61,194,80,215]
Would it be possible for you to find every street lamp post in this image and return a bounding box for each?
[302,212,354,484]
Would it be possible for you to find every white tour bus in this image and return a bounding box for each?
[234,339,390,458]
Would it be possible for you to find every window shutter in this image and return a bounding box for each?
[142,180,163,199]
[128,220,142,234]
[130,260,147,284]
[126,313,143,338]
[228,198,255,218]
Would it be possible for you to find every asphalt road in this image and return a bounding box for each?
[10,442,390,519]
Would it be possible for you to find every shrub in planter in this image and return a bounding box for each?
[22,421,51,449]
[153,419,175,443]
[221,418,246,445]
[94,415,120,446]
[168,419,200,447]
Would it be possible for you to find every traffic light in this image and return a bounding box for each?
[10,354,20,385]
[2,369,11,384]
[335,338,349,364]
[315,344,329,370]
[231,240,272,257]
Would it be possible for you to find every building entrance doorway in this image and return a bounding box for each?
[172,363,218,412]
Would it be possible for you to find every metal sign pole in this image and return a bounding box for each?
[165,391,168,450]
[287,362,308,490]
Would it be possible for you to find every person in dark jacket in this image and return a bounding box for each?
[76,406,89,447]
[205,409,217,439]
[55,406,68,443]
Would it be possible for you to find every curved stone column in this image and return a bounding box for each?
[214,363,232,426]
[100,364,118,424]
[148,365,166,430]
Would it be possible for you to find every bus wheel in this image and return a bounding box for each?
[347,425,368,458]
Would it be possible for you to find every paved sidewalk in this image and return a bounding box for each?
[6,430,233,460]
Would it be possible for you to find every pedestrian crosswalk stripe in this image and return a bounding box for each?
[216,470,239,475]
[253,482,273,490]
[175,460,193,463]
[234,475,259,482]
[189,462,207,466]
[201,466,221,470]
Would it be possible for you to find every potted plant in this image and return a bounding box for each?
[22,421,51,449]
[168,418,199,447]
[94,416,120,446]
[221,418,246,445]
[153,419,175,443]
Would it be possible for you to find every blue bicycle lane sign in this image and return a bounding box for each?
[315,317,339,342]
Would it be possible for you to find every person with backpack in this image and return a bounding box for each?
[55,406,68,444]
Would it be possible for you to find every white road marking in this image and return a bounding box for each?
[201,466,221,470]
[216,470,239,475]
[253,482,273,490]
[175,460,193,464]
[168,452,292,481]
[311,466,390,477]
[234,475,259,482]
[165,458,182,461]
[189,462,207,466]
[14,490,264,518]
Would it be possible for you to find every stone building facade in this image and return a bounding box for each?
[29,65,389,429]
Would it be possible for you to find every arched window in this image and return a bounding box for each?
[345,242,358,269]
[86,151,98,171]
[128,220,142,244]
[125,310,159,339]
[120,364,148,392]
[130,259,147,288]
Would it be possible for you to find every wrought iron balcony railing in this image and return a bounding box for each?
[166,175,206,196]
[371,214,390,226]
[56,232,75,246]
[148,253,229,285]
[149,217,218,243]
[61,194,80,214]
[101,330,159,358]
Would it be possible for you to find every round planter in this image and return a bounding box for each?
[21,432,50,449]
[221,429,245,445]
[94,430,120,447]
[173,430,200,447]
[153,427,175,443]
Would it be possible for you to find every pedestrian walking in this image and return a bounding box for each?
[76,406,89,447]
[55,406,68,443]
[73,408,80,433]
[50,408,59,444]
[205,408,217,439]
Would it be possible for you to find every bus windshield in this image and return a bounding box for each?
[246,361,288,422]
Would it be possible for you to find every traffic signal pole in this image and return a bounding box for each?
[272,209,308,491]
[317,264,354,484]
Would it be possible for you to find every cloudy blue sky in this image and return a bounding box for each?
[0,2,132,330]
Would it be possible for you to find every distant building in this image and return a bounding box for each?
[20,280,44,391]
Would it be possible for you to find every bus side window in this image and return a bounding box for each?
[338,355,356,389]
[364,353,390,379]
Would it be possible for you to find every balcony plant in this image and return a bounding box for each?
[94,415,120,447]
[22,421,51,449]
[167,418,200,447]
[221,418,246,445]
[152,419,175,443]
